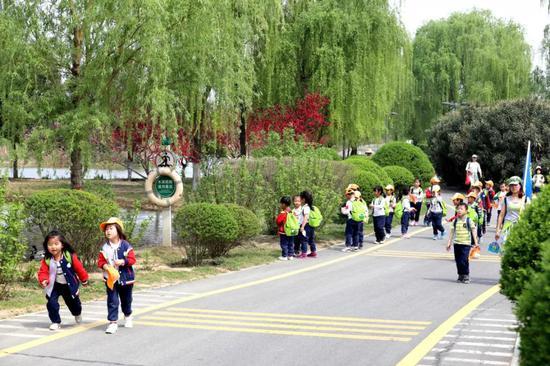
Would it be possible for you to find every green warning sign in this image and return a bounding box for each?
[154,176,176,198]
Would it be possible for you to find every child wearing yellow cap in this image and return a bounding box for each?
[97,217,136,334]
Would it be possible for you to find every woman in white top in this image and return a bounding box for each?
[465,154,483,186]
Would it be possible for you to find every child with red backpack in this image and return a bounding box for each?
[38,230,89,331]
[276,196,296,261]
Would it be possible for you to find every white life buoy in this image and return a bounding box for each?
[144,167,184,207]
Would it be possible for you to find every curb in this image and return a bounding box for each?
[511,334,521,366]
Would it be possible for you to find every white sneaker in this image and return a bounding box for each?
[433,235,438,240]
[287,256,294,261]
[341,247,352,252]
[49,323,61,331]
[124,315,133,328]
[278,256,288,261]
[75,315,82,324]
[385,234,391,239]
[105,322,118,334]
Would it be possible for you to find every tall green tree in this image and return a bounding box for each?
[166,0,281,188]
[412,10,532,142]
[255,0,413,151]
[5,0,173,189]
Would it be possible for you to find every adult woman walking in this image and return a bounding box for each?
[495,176,526,247]
[465,154,483,187]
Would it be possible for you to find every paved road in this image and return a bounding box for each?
[0,196,517,366]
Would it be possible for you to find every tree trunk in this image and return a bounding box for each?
[127,151,132,181]
[70,146,83,189]
[239,103,247,157]
[12,141,18,179]
[351,146,358,156]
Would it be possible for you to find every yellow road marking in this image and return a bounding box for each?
[0,227,433,359]
[396,284,501,366]
[151,311,427,330]
[167,307,432,325]
[367,253,500,263]
[133,320,413,342]
[140,315,421,336]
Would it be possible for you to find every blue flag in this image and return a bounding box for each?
[523,141,533,201]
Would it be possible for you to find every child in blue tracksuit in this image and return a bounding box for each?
[370,186,387,244]
[384,185,397,240]
[399,187,416,238]
[300,190,317,257]
[428,185,446,240]
[98,217,136,335]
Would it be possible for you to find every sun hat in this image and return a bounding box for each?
[354,191,362,198]
[431,185,441,193]
[466,192,477,199]
[346,183,360,191]
[507,176,522,186]
[384,184,395,191]
[451,193,465,201]
[472,181,483,189]
[485,180,494,187]
[472,154,478,159]
[535,165,542,171]
[99,217,125,232]
[430,176,441,184]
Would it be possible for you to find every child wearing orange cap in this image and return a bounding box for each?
[98,217,136,334]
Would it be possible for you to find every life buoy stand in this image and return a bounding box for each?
[145,167,184,207]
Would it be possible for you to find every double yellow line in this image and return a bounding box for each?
[368,250,501,263]
[135,308,431,342]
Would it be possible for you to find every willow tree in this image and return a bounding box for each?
[256,0,413,151]
[166,0,282,187]
[412,10,532,142]
[8,0,173,189]
[0,7,38,178]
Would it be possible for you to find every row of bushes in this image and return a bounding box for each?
[500,187,550,366]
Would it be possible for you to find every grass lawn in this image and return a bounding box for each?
[0,244,281,319]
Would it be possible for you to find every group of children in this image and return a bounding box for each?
[276,191,323,260]
[37,217,135,334]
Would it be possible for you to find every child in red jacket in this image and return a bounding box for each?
[37,230,88,331]
[276,196,294,261]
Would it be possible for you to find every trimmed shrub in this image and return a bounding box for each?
[343,156,393,186]
[382,166,415,192]
[190,156,348,234]
[0,178,26,299]
[500,187,550,301]
[372,141,435,185]
[174,203,239,264]
[24,189,119,269]
[222,204,262,241]
[515,242,550,366]
[349,170,383,204]
[251,130,339,161]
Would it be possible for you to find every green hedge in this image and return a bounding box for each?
[222,204,262,240]
[372,142,435,185]
[382,166,415,192]
[515,242,550,366]
[24,189,119,269]
[343,156,393,186]
[174,203,239,264]
[500,187,550,301]
[349,170,383,204]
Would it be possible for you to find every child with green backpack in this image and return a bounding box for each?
[370,186,388,244]
[300,190,322,258]
[395,187,415,239]
[276,196,296,261]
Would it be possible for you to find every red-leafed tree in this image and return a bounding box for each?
[247,92,330,147]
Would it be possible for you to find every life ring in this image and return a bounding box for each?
[144,167,184,207]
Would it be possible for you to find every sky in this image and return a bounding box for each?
[396,0,550,69]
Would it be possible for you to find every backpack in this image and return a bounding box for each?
[284,212,300,236]
[394,200,404,221]
[45,251,72,266]
[453,216,472,232]
[308,206,323,228]
[440,200,448,216]
[384,200,390,216]
[351,200,367,222]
